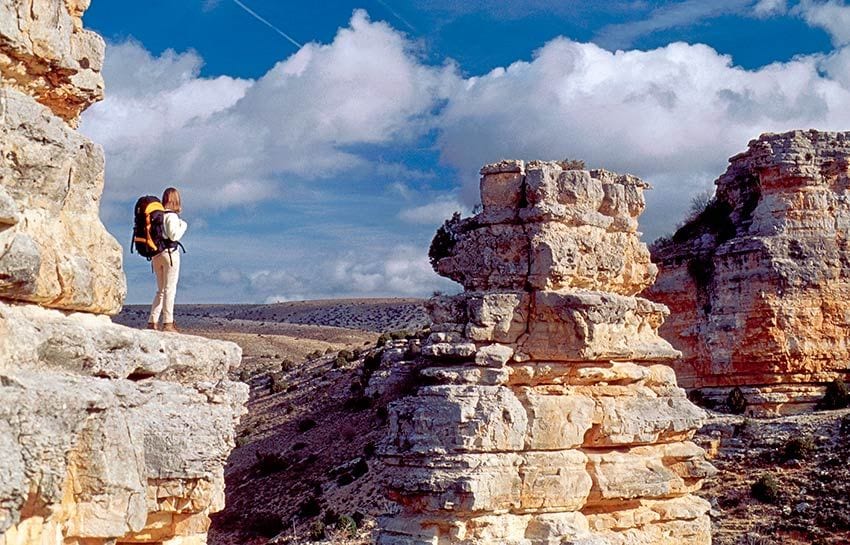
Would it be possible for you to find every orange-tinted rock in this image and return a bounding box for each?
[647,130,850,415]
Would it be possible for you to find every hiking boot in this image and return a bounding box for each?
[162,322,179,333]
[147,322,158,331]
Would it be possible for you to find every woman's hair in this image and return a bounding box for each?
[162,187,182,214]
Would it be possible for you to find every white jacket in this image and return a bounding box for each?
[163,212,188,242]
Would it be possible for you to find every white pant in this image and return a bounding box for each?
[149,249,180,324]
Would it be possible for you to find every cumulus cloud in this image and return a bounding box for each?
[95,7,850,302]
[438,38,850,238]
[82,10,459,210]
[796,0,850,46]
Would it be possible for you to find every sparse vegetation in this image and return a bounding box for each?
[270,371,289,394]
[782,436,815,461]
[429,212,466,269]
[751,474,780,503]
[726,387,748,415]
[558,158,586,170]
[254,450,290,474]
[819,378,849,410]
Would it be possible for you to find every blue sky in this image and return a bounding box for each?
[79,0,850,304]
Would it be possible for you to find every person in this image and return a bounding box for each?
[148,187,187,332]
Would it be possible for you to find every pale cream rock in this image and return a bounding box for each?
[379,160,712,544]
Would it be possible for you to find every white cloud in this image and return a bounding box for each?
[797,0,850,46]
[754,0,787,17]
[81,10,459,210]
[398,197,465,224]
[437,38,850,239]
[330,245,454,296]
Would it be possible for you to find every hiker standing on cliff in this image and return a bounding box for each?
[148,187,187,332]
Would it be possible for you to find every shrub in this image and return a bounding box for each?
[751,474,780,503]
[390,329,410,340]
[351,458,369,479]
[726,387,748,415]
[297,418,317,433]
[376,333,391,347]
[819,378,849,410]
[280,358,295,371]
[308,519,325,540]
[336,472,354,486]
[332,356,346,369]
[338,349,354,361]
[429,212,463,269]
[336,514,358,537]
[254,451,290,474]
[298,497,322,518]
[559,158,586,170]
[238,368,253,383]
[364,441,377,458]
[783,436,815,461]
[291,441,307,451]
[270,372,288,394]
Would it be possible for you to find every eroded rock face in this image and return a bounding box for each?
[1,0,123,314]
[378,161,714,544]
[647,130,850,415]
[0,2,247,544]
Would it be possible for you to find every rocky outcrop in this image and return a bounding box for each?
[0,2,247,544]
[1,0,121,314]
[647,130,850,415]
[378,161,714,544]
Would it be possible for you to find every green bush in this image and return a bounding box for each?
[279,358,295,371]
[782,436,815,461]
[254,451,290,474]
[338,349,354,361]
[751,474,780,503]
[333,356,346,369]
[299,497,322,518]
[819,378,849,410]
[308,519,325,540]
[376,333,391,347]
[726,387,748,415]
[270,372,288,394]
[337,514,357,537]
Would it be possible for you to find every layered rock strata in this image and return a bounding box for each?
[648,130,850,415]
[0,1,247,544]
[378,161,714,544]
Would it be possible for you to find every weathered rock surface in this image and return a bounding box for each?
[378,161,713,544]
[647,130,850,415]
[0,303,247,545]
[0,2,247,544]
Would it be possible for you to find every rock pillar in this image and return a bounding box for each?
[378,161,714,544]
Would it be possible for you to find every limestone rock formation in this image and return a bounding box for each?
[1,0,122,314]
[378,161,714,544]
[647,130,850,415]
[0,2,247,544]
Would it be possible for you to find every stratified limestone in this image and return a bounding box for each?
[647,130,850,415]
[0,2,247,544]
[378,161,714,545]
[0,303,248,545]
